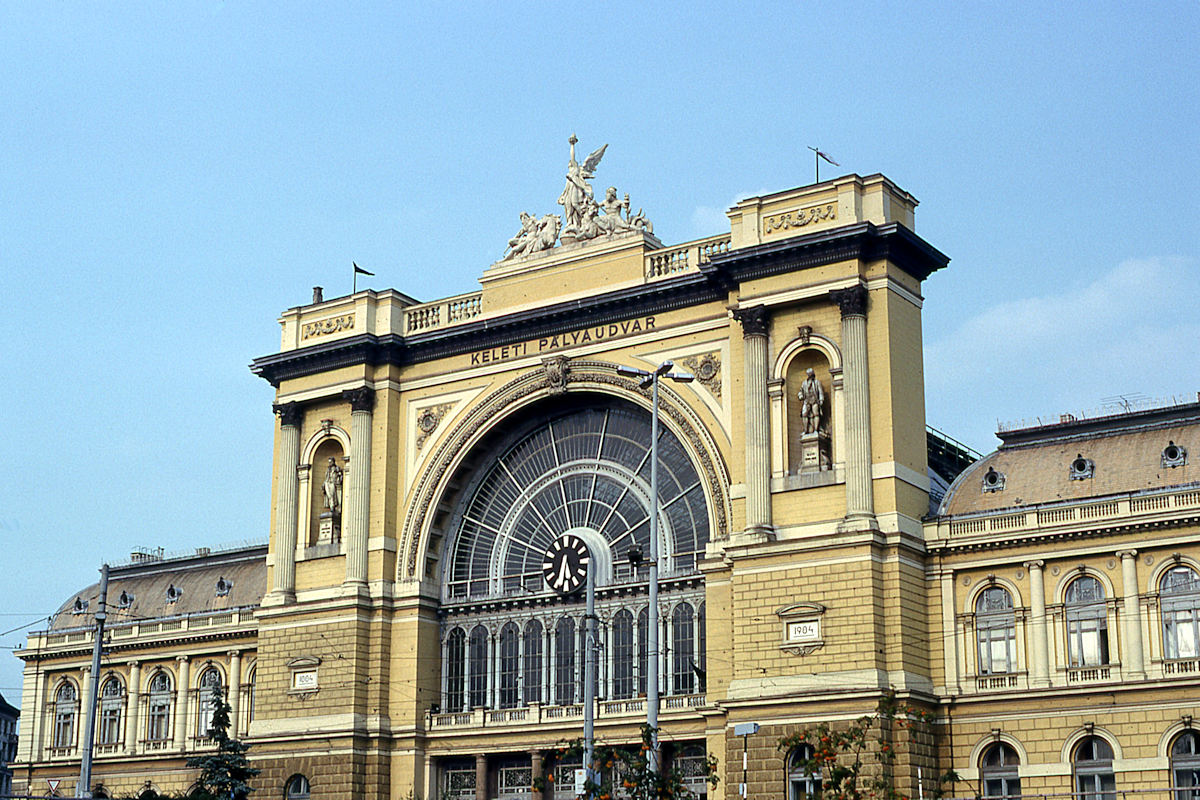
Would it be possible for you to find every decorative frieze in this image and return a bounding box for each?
[762,203,836,235]
[301,314,354,340]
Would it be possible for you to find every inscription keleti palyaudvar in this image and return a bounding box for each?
[469,316,656,366]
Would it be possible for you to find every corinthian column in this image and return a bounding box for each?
[269,402,303,604]
[733,306,774,541]
[829,286,875,528]
[1025,560,1050,687]
[342,387,375,590]
[125,661,140,754]
[173,656,190,751]
[1118,550,1145,679]
[227,651,241,738]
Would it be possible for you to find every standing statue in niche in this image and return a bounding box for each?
[798,368,826,434]
[322,457,343,518]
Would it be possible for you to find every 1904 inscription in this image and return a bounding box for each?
[470,316,656,366]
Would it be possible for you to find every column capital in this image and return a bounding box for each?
[732,305,769,338]
[175,655,190,664]
[227,649,240,659]
[1117,549,1138,560]
[342,386,376,413]
[829,285,868,318]
[273,401,303,428]
[1023,559,1045,571]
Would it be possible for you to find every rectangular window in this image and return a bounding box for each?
[147,701,171,741]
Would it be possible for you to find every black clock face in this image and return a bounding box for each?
[542,534,590,595]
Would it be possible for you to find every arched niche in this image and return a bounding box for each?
[771,332,843,481]
[299,425,349,549]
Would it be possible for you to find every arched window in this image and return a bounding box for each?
[498,623,520,709]
[523,620,542,705]
[247,666,257,723]
[52,682,77,749]
[284,774,310,800]
[195,667,223,738]
[445,628,466,712]
[976,587,1016,675]
[612,610,636,700]
[1162,566,1200,661]
[672,603,696,695]
[555,618,576,705]
[146,672,173,741]
[637,607,650,696]
[1066,577,1109,667]
[788,744,822,800]
[980,742,1021,798]
[98,677,124,745]
[468,626,489,709]
[1171,730,1200,800]
[1073,736,1115,800]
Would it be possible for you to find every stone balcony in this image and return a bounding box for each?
[427,693,707,734]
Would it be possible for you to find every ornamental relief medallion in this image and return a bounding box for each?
[399,361,732,580]
[681,352,721,401]
[415,403,454,450]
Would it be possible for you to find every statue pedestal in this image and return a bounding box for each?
[799,432,831,473]
[318,512,340,544]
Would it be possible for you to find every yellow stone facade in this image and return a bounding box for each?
[15,169,1200,800]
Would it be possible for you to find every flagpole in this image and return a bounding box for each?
[353,263,358,295]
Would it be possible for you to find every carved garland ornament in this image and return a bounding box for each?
[399,361,731,579]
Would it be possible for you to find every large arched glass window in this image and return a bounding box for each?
[672,603,696,694]
[1066,577,1109,667]
[612,610,636,700]
[445,628,466,712]
[522,621,542,705]
[1073,737,1115,800]
[195,667,223,738]
[1172,731,1200,800]
[1163,566,1200,661]
[444,405,710,600]
[53,682,77,749]
[555,618,576,705]
[98,677,124,746]
[146,672,173,741]
[980,742,1021,798]
[498,623,520,709]
[468,626,488,710]
[788,744,821,800]
[976,587,1016,674]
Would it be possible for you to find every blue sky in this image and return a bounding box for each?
[1,2,1197,703]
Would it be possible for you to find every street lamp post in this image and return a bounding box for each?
[616,361,693,775]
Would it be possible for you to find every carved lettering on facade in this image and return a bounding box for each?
[762,203,837,235]
[468,316,657,367]
[301,314,355,340]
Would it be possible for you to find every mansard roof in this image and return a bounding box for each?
[50,543,266,631]
[938,399,1200,517]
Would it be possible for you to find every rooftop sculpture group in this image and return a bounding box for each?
[503,135,653,261]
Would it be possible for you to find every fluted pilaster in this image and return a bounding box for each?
[227,651,241,738]
[830,286,875,527]
[269,402,302,603]
[173,656,190,751]
[125,661,140,754]
[733,306,773,540]
[343,387,375,590]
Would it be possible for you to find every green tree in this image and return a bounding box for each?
[186,684,260,800]
[534,725,717,800]
[777,692,957,800]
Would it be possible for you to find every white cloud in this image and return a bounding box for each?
[924,257,1200,451]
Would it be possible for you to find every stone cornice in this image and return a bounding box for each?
[251,223,948,387]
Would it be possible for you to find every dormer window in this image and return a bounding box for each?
[1070,455,1095,481]
[116,591,135,609]
[72,597,89,614]
[165,584,183,603]
[982,467,1006,493]
[1163,441,1189,468]
[215,577,232,597]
